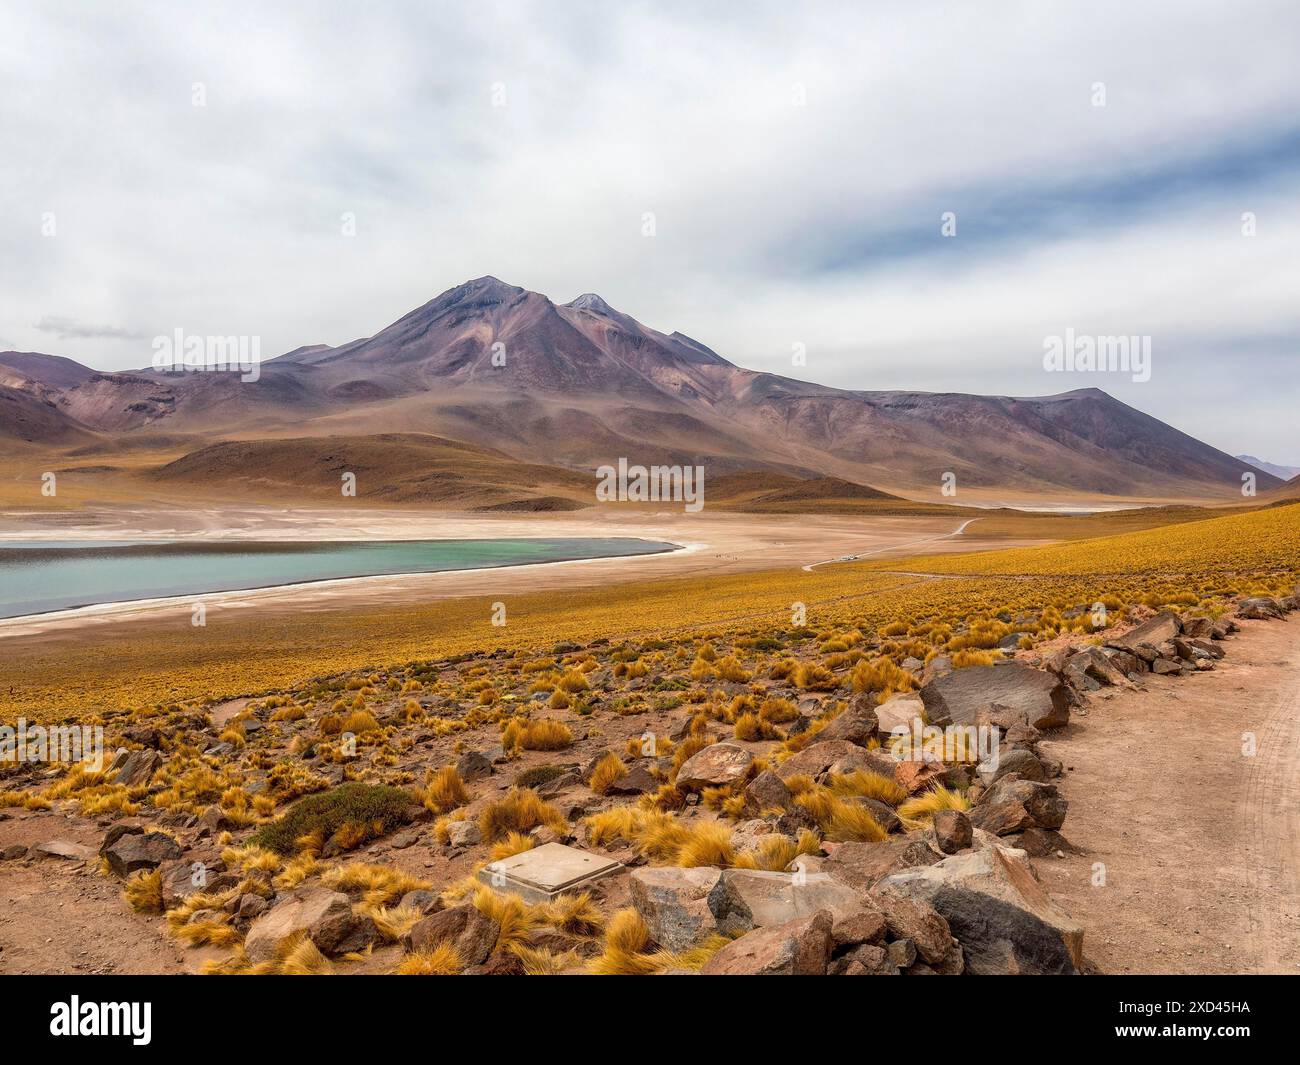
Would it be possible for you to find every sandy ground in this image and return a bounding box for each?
[1043,616,1300,974]
[0,506,1034,639]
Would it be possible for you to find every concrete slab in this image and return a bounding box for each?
[477,842,623,903]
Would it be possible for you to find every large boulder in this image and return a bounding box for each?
[878,840,1082,974]
[111,748,163,788]
[876,693,925,736]
[675,743,753,790]
[401,902,499,964]
[628,866,747,951]
[720,868,861,928]
[815,835,944,892]
[777,740,896,782]
[743,770,793,815]
[815,696,879,747]
[1106,610,1182,654]
[246,888,379,962]
[972,776,1068,834]
[102,830,182,878]
[868,890,962,968]
[1236,597,1287,621]
[1061,647,1131,689]
[699,910,834,976]
[920,662,1073,730]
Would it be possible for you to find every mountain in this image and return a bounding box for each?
[1236,454,1300,482]
[0,279,1282,501]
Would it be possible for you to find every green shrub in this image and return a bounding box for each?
[250,782,412,854]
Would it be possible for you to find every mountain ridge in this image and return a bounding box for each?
[0,278,1280,500]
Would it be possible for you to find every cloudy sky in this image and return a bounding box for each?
[2,1,1297,461]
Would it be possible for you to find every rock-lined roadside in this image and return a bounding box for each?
[2,587,1295,975]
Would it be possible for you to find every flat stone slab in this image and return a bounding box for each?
[477,842,623,903]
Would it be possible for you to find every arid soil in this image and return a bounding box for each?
[1044,617,1300,974]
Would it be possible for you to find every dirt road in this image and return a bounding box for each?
[1042,617,1300,973]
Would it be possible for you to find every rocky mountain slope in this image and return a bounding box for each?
[0,277,1279,500]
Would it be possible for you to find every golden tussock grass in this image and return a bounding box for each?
[731,829,822,871]
[589,753,628,795]
[123,868,164,913]
[420,765,470,814]
[588,908,728,975]
[478,788,566,841]
[502,717,574,752]
[829,769,908,807]
[395,942,463,975]
[897,784,971,827]
[489,831,537,861]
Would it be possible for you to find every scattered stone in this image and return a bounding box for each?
[920,662,1073,731]
[700,909,834,976]
[111,748,163,788]
[932,809,973,854]
[815,696,878,746]
[445,820,482,848]
[744,769,793,814]
[875,692,926,736]
[675,743,754,790]
[102,831,182,877]
[629,866,747,950]
[455,750,494,782]
[879,839,1082,974]
[246,888,379,962]
[34,840,96,861]
[402,902,498,965]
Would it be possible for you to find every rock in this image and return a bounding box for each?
[699,910,834,975]
[815,696,878,746]
[875,692,926,736]
[401,902,499,965]
[469,950,527,976]
[831,906,888,948]
[878,839,1082,974]
[1107,610,1182,653]
[819,835,944,891]
[932,810,973,854]
[977,747,1045,786]
[922,656,953,684]
[973,777,1067,833]
[858,797,902,834]
[103,831,182,877]
[868,891,961,967]
[629,866,747,950]
[920,662,1073,731]
[743,770,793,814]
[1237,597,1287,621]
[721,868,861,928]
[122,725,163,749]
[831,942,901,975]
[246,889,379,962]
[112,748,163,788]
[238,893,268,919]
[1180,616,1214,639]
[159,859,237,910]
[398,890,443,915]
[604,764,657,796]
[675,743,753,790]
[887,938,918,968]
[34,840,96,861]
[445,820,482,848]
[195,805,236,839]
[2,844,29,860]
[777,740,894,782]
[455,750,494,782]
[1151,658,1185,675]
[1063,647,1131,689]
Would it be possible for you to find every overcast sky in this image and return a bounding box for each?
[2,1,1297,461]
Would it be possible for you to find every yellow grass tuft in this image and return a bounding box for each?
[478,788,567,841]
[896,785,971,826]
[589,753,628,795]
[396,943,464,975]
